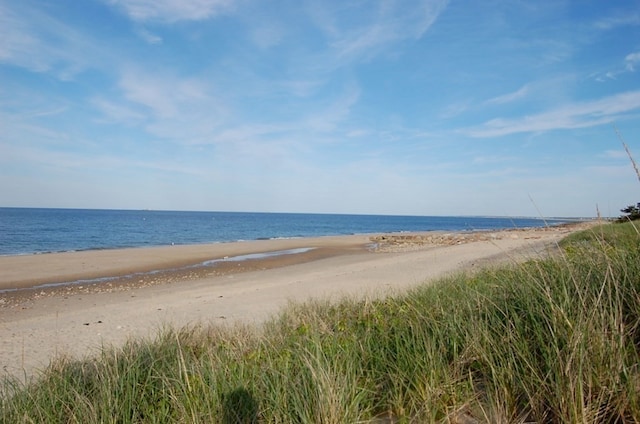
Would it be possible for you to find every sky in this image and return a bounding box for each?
[1,0,640,218]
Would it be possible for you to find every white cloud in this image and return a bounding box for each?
[106,0,234,23]
[89,69,231,144]
[484,85,529,105]
[471,155,516,165]
[280,79,325,97]
[594,13,640,30]
[212,124,287,145]
[603,149,628,160]
[220,0,449,108]
[600,71,618,81]
[1,141,206,178]
[304,84,361,132]
[346,129,370,138]
[250,24,284,49]
[0,2,104,79]
[625,51,640,71]
[467,90,640,137]
[136,28,163,44]
[118,70,211,118]
[412,0,451,38]
[331,23,390,61]
[119,73,177,118]
[0,3,46,71]
[312,0,449,64]
[592,52,640,81]
[91,97,146,123]
[438,100,470,119]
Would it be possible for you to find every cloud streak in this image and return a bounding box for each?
[466,91,640,137]
[312,0,449,65]
[484,85,530,105]
[594,12,640,30]
[105,0,234,22]
[0,2,93,78]
[136,28,163,44]
[118,69,217,119]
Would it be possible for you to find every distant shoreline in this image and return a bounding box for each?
[0,219,586,258]
[0,222,593,295]
[0,208,581,256]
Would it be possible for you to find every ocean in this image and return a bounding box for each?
[0,208,574,256]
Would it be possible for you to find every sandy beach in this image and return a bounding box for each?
[0,224,592,382]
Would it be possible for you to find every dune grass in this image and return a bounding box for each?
[2,222,639,423]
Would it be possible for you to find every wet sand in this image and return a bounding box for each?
[0,224,593,381]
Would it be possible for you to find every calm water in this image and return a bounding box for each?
[0,208,573,256]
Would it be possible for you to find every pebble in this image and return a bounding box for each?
[369,226,571,253]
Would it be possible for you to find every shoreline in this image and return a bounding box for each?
[0,217,587,260]
[0,247,319,294]
[0,223,596,381]
[0,237,313,258]
[0,222,590,293]
[0,209,585,258]
[0,234,374,293]
[0,233,397,312]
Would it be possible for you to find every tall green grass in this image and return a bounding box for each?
[2,222,639,423]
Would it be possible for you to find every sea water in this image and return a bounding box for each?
[0,208,574,256]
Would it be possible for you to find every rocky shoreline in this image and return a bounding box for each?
[370,221,597,253]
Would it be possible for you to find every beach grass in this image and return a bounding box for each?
[2,221,639,423]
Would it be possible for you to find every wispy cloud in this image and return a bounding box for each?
[466,90,640,137]
[625,52,640,71]
[330,23,391,62]
[411,0,451,37]
[279,79,325,97]
[202,84,361,151]
[89,69,231,144]
[0,3,45,71]
[484,85,530,105]
[250,23,284,49]
[105,0,234,23]
[311,0,449,64]
[118,69,212,119]
[91,97,146,124]
[438,100,471,119]
[1,141,207,178]
[136,28,163,44]
[0,2,95,78]
[594,13,640,30]
[602,149,629,160]
[593,51,640,81]
[304,84,361,132]
[471,155,517,165]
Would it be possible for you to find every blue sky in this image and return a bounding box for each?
[1,0,640,217]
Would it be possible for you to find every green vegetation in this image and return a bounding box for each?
[2,222,640,423]
[619,203,640,222]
